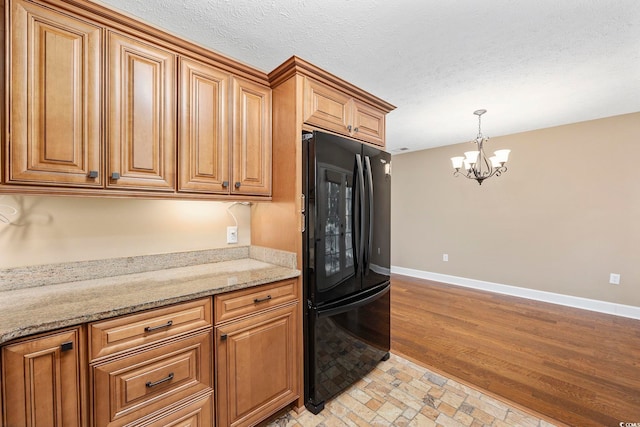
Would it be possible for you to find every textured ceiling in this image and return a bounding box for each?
[98,0,640,153]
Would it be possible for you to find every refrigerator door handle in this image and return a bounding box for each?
[315,283,390,318]
[355,154,365,271]
[364,156,374,273]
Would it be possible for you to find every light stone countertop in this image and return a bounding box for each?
[0,256,300,345]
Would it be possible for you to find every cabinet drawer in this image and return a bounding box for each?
[214,279,298,324]
[92,331,212,427]
[138,393,213,426]
[89,298,212,361]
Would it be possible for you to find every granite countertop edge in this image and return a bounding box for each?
[0,255,300,345]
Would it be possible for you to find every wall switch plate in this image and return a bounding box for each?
[609,273,620,285]
[227,226,238,244]
[443,254,448,262]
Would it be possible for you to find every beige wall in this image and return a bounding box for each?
[391,112,640,307]
[0,195,251,268]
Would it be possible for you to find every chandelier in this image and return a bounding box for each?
[450,109,510,185]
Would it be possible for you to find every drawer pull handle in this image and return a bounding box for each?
[254,295,272,304]
[146,372,174,388]
[144,320,173,333]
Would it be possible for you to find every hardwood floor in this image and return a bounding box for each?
[390,274,640,427]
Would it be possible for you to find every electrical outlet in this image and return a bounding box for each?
[227,226,238,244]
[443,253,448,262]
[609,273,620,285]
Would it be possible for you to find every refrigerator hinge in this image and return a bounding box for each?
[307,299,313,310]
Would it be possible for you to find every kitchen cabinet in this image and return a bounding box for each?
[303,76,386,147]
[2,0,272,200]
[7,0,102,187]
[107,31,176,191]
[92,331,212,426]
[231,77,272,196]
[214,279,299,427]
[89,298,213,427]
[178,57,230,193]
[1,326,87,427]
[177,60,273,197]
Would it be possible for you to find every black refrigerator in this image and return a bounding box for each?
[302,130,391,414]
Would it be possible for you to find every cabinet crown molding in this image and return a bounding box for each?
[269,56,396,113]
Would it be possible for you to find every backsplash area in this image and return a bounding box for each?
[0,195,251,268]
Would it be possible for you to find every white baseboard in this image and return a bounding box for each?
[391,266,640,320]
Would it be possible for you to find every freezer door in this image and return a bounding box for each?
[362,145,391,291]
[305,283,391,414]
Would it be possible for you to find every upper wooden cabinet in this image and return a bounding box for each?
[107,31,177,191]
[178,57,230,193]
[7,0,102,187]
[303,76,386,147]
[177,61,272,197]
[231,77,272,196]
[3,0,272,199]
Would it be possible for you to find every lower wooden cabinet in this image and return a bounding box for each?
[1,281,300,427]
[215,281,299,427]
[1,327,87,427]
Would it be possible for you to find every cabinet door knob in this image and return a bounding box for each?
[347,125,352,132]
[220,333,228,341]
[222,181,229,188]
[88,170,99,178]
[111,172,120,180]
[234,182,241,189]
[354,127,359,133]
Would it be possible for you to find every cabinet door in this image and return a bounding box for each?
[303,77,352,136]
[1,328,85,427]
[231,77,271,196]
[216,304,298,427]
[352,99,386,147]
[8,0,102,187]
[107,31,176,191]
[178,57,230,193]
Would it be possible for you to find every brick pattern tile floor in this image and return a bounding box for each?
[267,354,557,427]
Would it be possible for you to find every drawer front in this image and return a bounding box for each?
[214,279,298,324]
[92,331,212,427]
[138,393,213,427]
[89,298,212,361]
